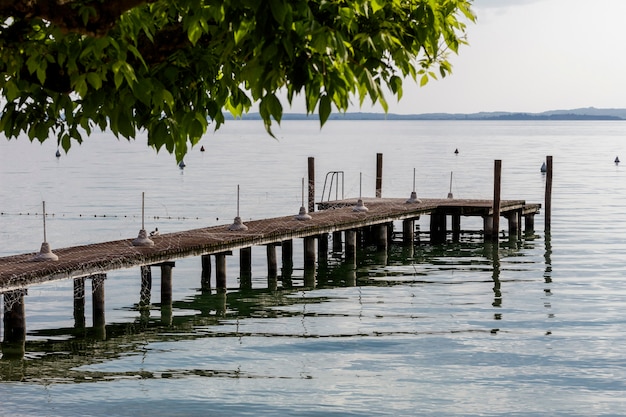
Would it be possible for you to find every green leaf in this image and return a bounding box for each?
[319,94,331,126]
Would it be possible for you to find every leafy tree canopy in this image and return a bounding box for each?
[0,0,475,161]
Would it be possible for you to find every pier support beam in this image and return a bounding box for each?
[140,265,152,308]
[318,234,329,262]
[201,254,212,292]
[402,219,415,245]
[374,224,388,252]
[376,153,383,198]
[267,244,278,290]
[332,231,343,253]
[508,211,521,239]
[304,236,316,268]
[430,213,447,244]
[240,247,252,290]
[160,262,175,306]
[483,215,494,241]
[345,230,357,263]
[452,214,461,242]
[492,160,502,243]
[215,253,228,291]
[2,289,27,358]
[73,277,86,328]
[281,240,293,288]
[525,214,535,234]
[308,156,315,214]
[91,274,106,338]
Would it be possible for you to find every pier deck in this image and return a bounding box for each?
[0,197,540,292]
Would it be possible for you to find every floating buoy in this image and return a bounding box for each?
[541,162,547,173]
[615,156,620,164]
[178,160,186,169]
[454,148,459,155]
[200,146,205,152]
[55,149,61,158]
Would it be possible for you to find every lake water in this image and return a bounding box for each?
[1,120,626,416]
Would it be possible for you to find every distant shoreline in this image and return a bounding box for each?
[228,107,626,121]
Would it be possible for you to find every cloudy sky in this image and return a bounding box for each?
[363,0,626,114]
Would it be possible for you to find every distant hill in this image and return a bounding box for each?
[229,107,626,121]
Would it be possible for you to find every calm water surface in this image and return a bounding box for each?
[1,120,626,416]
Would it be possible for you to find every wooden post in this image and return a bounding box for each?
[73,277,85,328]
[201,254,212,292]
[525,214,535,234]
[430,213,447,244]
[508,211,521,239]
[91,274,106,330]
[318,233,329,262]
[281,240,293,288]
[267,244,277,279]
[240,247,252,290]
[402,219,415,245]
[375,224,388,252]
[345,229,357,263]
[308,157,315,213]
[215,253,227,290]
[140,265,152,307]
[452,214,461,242]
[2,289,27,359]
[545,155,553,233]
[492,159,502,243]
[376,153,383,198]
[483,215,494,241]
[332,231,343,252]
[304,236,316,268]
[160,262,175,306]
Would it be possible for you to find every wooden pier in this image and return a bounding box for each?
[0,154,549,358]
[0,197,540,293]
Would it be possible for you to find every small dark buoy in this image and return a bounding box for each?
[454,148,459,154]
[200,145,205,152]
[55,149,61,158]
[540,162,547,173]
[178,160,186,169]
[615,156,620,164]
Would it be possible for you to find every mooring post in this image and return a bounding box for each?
[73,277,86,328]
[240,247,252,290]
[140,265,152,308]
[376,153,383,198]
[2,289,27,359]
[91,274,106,332]
[492,159,502,242]
[201,254,212,292]
[281,240,294,287]
[308,156,315,213]
[545,155,553,233]
[215,252,227,290]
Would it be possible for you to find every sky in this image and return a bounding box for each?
[293,0,626,115]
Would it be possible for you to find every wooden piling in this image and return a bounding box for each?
[215,253,227,290]
[201,254,212,292]
[375,224,388,252]
[545,155,553,233]
[281,240,293,287]
[525,214,535,234]
[73,277,85,328]
[91,274,106,329]
[2,289,26,358]
[267,244,277,279]
[508,211,521,238]
[492,160,502,242]
[376,153,383,198]
[402,219,415,245]
[240,247,252,290]
[430,213,447,244]
[345,229,357,263]
[304,236,316,268]
[318,233,329,261]
[308,157,315,213]
[452,214,461,242]
[160,262,175,306]
[332,231,343,252]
